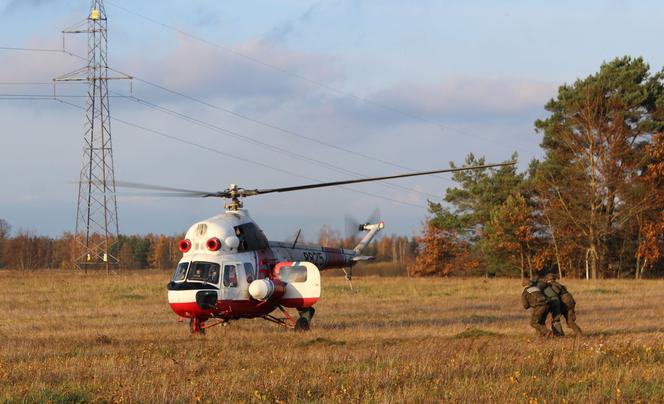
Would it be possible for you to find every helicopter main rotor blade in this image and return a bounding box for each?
[112,180,220,197]
[244,162,515,196]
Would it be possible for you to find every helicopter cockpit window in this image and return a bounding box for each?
[187,262,220,284]
[172,262,189,282]
[223,264,238,287]
[244,263,255,283]
[234,223,269,252]
[208,266,220,284]
[279,265,307,283]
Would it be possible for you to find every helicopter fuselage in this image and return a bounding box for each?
[166,209,373,326]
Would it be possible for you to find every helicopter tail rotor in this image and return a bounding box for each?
[345,207,381,243]
[351,208,384,255]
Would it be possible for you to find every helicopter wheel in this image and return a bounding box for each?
[298,307,315,322]
[294,317,310,332]
[189,318,206,335]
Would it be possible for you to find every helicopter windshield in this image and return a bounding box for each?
[187,262,221,285]
[172,262,188,282]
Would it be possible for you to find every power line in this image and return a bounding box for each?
[129,75,460,183]
[0,77,444,200]
[27,45,450,192]
[0,97,55,101]
[1,85,442,200]
[0,93,129,98]
[0,82,52,85]
[0,46,64,53]
[52,97,429,210]
[2,45,515,184]
[1,45,509,204]
[117,92,441,200]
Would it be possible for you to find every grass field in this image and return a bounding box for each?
[1,270,663,403]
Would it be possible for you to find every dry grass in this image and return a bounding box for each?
[1,270,663,403]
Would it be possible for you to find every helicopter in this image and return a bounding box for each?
[118,163,512,334]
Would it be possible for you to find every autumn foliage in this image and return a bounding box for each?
[407,222,477,277]
[410,57,664,279]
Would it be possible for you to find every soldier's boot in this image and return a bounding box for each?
[551,321,564,336]
[566,309,582,336]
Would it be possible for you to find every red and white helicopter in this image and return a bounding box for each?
[119,164,510,333]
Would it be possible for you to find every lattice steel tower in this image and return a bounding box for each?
[55,0,130,272]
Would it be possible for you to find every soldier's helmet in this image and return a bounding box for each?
[545,272,557,282]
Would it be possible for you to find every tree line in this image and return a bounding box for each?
[409,56,664,279]
[0,217,417,271]
[0,225,184,271]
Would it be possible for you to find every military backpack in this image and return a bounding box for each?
[521,285,547,309]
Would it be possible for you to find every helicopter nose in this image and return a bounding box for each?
[168,289,217,317]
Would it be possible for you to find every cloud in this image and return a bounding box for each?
[0,38,84,83]
[370,75,557,125]
[2,0,83,14]
[120,36,344,103]
[193,5,222,28]
[261,2,321,44]
[3,0,50,12]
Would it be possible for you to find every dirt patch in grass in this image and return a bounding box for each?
[453,328,502,338]
[302,337,346,346]
[588,288,621,294]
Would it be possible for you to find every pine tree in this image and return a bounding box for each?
[534,56,664,278]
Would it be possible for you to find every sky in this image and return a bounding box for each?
[1,0,664,242]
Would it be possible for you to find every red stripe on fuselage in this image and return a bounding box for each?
[169,297,318,319]
[169,299,274,319]
[279,297,319,308]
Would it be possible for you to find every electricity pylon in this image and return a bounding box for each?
[55,0,131,272]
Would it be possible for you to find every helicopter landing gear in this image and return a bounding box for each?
[187,317,228,335]
[189,318,205,335]
[295,307,315,331]
[262,305,314,331]
[298,307,315,320]
[294,317,309,331]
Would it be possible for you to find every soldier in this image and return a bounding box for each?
[538,276,564,336]
[521,276,551,337]
[545,272,583,336]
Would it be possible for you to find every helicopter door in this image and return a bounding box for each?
[220,263,241,300]
[274,262,321,308]
[257,259,276,279]
[239,262,255,299]
[255,250,276,279]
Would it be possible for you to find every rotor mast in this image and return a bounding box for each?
[225,184,243,211]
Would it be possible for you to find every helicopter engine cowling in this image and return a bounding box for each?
[272,262,321,308]
[248,279,286,302]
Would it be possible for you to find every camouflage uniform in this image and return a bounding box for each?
[549,278,583,336]
[540,279,564,336]
[521,278,551,337]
